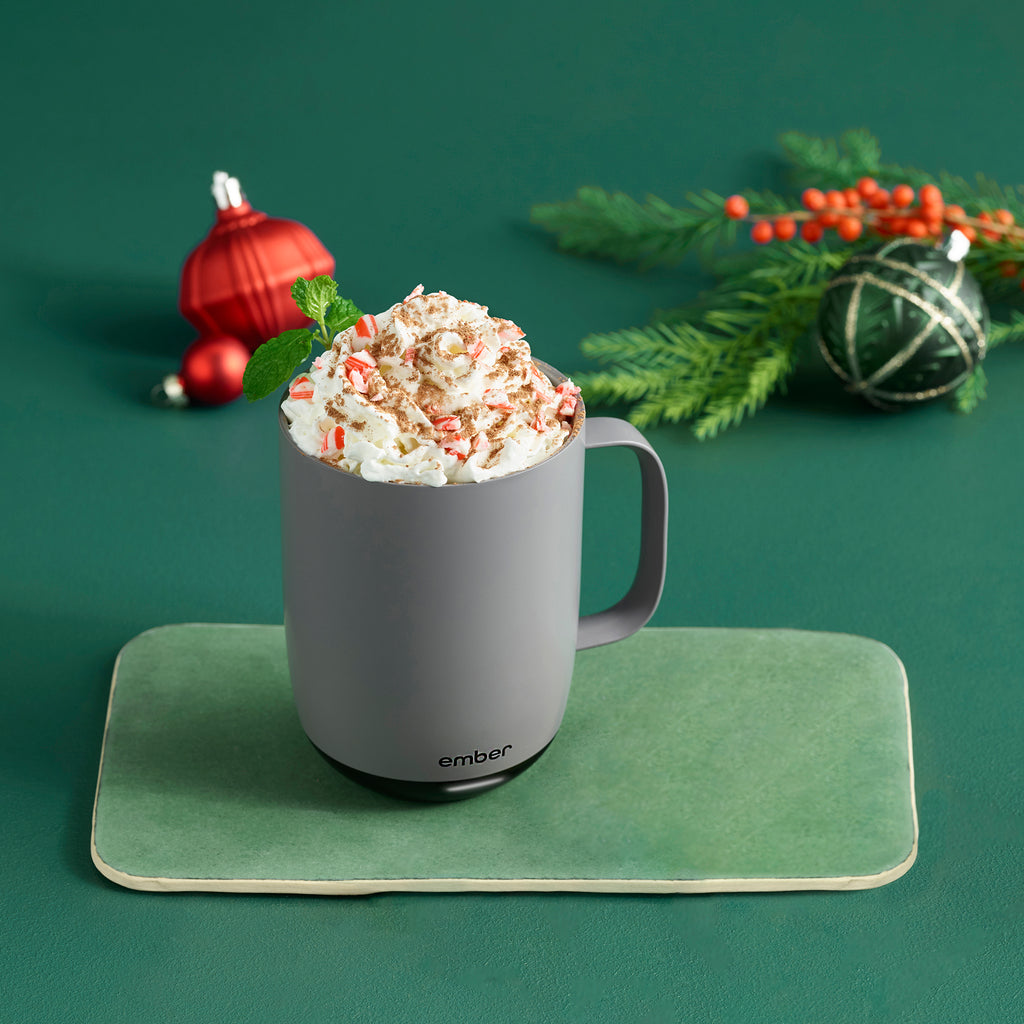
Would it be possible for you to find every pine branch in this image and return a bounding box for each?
[987,310,1024,349]
[710,241,853,293]
[577,321,731,414]
[589,281,820,434]
[531,187,742,268]
[693,342,797,439]
[575,366,684,405]
[963,243,1024,295]
[779,128,882,187]
[952,365,987,412]
[580,320,717,368]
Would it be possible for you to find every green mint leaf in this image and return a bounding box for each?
[290,278,310,316]
[291,275,336,325]
[242,328,314,402]
[324,296,363,338]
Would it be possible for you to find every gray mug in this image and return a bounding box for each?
[279,361,668,801]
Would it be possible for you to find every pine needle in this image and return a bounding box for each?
[987,310,1024,349]
[952,365,988,412]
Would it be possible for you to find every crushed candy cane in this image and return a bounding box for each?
[354,314,378,342]
[319,425,346,455]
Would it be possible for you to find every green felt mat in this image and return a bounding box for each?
[91,624,917,895]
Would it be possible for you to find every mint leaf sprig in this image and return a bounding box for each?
[242,276,362,401]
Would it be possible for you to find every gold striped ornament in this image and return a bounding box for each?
[816,236,988,408]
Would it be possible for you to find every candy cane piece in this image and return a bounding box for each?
[432,415,461,432]
[350,371,371,394]
[483,389,514,411]
[555,382,580,418]
[442,434,470,461]
[344,352,377,394]
[531,413,547,432]
[404,284,425,302]
[402,347,416,367]
[468,338,486,360]
[355,314,378,340]
[345,351,377,374]
[497,322,524,343]
[320,425,346,454]
[289,376,314,401]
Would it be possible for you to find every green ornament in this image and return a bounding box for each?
[816,238,989,408]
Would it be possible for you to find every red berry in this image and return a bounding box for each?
[960,225,978,243]
[994,208,1015,226]
[1000,260,1019,278]
[750,221,774,244]
[978,211,1000,241]
[836,217,863,242]
[906,219,929,238]
[924,214,944,235]
[818,210,840,228]
[774,216,797,241]
[943,204,967,223]
[801,221,824,243]
[825,189,847,209]
[857,177,879,198]
[892,184,915,208]
[801,188,826,211]
[918,184,943,209]
[843,188,861,208]
[724,195,749,219]
[868,189,891,210]
[888,217,910,234]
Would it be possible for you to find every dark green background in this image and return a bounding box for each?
[3,1,1022,1021]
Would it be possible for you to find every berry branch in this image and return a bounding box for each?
[530,129,1024,438]
[727,180,1024,254]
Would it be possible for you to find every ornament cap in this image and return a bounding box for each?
[212,170,245,210]
[943,229,971,263]
[212,201,262,229]
[151,373,189,408]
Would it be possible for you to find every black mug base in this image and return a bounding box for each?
[313,741,552,803]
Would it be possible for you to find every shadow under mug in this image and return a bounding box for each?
[280,361,668,801]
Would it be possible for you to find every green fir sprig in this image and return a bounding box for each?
[531,129,1024,438]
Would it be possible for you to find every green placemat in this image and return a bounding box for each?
[91,624,917,894]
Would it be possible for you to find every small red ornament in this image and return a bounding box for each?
[176,333,251,405]
[179,172,335,351]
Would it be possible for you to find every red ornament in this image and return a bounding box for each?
[179,172,335,352]
[178,333,251,406]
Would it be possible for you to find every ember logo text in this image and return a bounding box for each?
[439,744,513,768]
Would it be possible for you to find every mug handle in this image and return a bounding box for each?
[577,417,669,651]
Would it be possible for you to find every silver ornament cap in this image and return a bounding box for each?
[151,373,189,408]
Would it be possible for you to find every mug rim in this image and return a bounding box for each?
[278,357,585,488]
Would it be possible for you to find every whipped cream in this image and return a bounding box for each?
[280,286,580,486]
